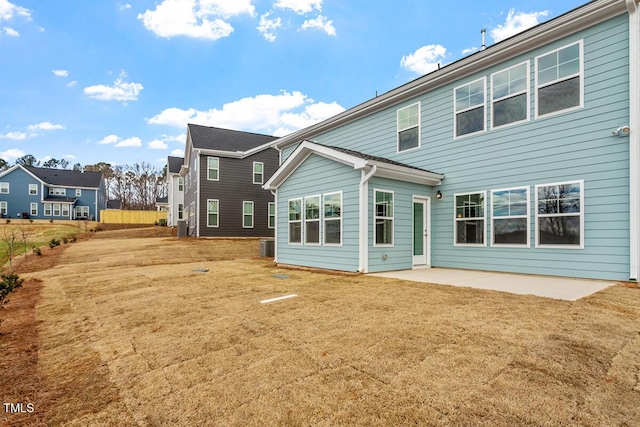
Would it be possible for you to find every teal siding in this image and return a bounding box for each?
[277,154,360,271]
[291,14,631,280]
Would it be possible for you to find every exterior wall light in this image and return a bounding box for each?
[436,190,443,200]
[612,126,631,137]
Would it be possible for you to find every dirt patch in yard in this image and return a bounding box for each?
[2,231,640,425]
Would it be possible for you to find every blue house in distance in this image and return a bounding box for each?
[265,0,640,282]
[0,165,106,221]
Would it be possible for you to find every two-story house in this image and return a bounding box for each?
[181,124,279,237]
[0,165,106,221]
[166,156,184,227]
[264,0,640,282]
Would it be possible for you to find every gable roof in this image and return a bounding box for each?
[25,166,103,188]
[188,124,278,152]
[264,141,444,190]
[167,156,184,174]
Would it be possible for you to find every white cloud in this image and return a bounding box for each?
[67,80,77,87]
[115,137,142,147]
[257,12,281,42]
[148,139,168,149]
[2,26,18,36]
[52,69,69,77]
[400,44,447,75]
[28,122,65,131]
[170,149,184,157]
[0,0,30,22]
[300,15,335,36]
[0,148,25,161]
[0,131,27,140]
[147,90,345,136]
[98,134,120,145]
[119,3,131,11]
[274,0,322,15]
[491,9,549,43]
[84,72,143,102]
[462,47,478,56]
[138,0,256,40]
[63,154,76,159]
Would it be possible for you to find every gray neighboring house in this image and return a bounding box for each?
[181,124,279,237]
[166,156,184,226]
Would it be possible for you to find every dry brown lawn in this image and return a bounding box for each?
[2,228,640,426]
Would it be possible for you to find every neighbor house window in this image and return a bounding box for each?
[75,206,89,218]
[29,184,38,195]
[323,192,342,245]
[75,189,81,197]
[0,182,9,194]
[397,102,420,152]
[62,204,70,217]
[491,187,529,246]
[304,195,321,245]
[50,187,65,195]
[207,157,219,181]
[0,201,7,216]
[268,202,275,229]
[374,190,394,246]
[207,199,219,227]
[178,177,184,191]
[253,162,264,184]
[243,201,254,228]
[53,203,61,216]
[536,41,583,117]
[455,191,486,245]
[455,78,486,137]
[30,203,38,216]
[492,62,529,129]
[535,180,583,247]
[178,203,184,220]
[44,203,52,216]
[288,199,302,244]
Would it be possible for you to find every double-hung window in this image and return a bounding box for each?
[0,202,7,216]
[397,103,420,152]
[253,162,264,184]
[535,41,582,117]
[0,182,9,194]
[535,180,583,247]
[178,203,184,220]
[29,184,38,195]
[491,62,529,129]
[374,190,394,246]
[207,199,219,227]
[323,192,342,245]
[304,195,321,245]
[53,203,61,216]
[455,78,486,137]
[75,189,81,197]
[491,187,529,246]
[44,203,52,216]
[178,177,184,192]
[243,201,254,228]
[50,187,65,196]
[288,199,302,244]
[30,203,38,216]
[454,192,486,245]
[207,157,219,181]
[62,204,70,217]
[268,202,275,229]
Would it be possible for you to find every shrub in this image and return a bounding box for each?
[49,238,61,248]
[158,219,167,227]
[29,219,33,223]
[70,235,77,243]
[0,273,23,325]
[49,219,53,223]
[62,236,68,244]
[5,219,9,224]
[32,246,42,256]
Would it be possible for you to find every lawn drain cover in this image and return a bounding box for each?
[192,268,209,272]
[273,274,289,279]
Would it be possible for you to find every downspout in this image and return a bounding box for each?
[196,150,201,238]
[271,190,277,263]
[358,165,377,273]
[627,0,639,280]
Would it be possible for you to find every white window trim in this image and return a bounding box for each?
[44,203,52,216]
[29,184,38,195]
[534,40,584,120]
[268,202,276,229]
[288,198,302,245]
[396,102,421,153]
[207,157,219,181]
[52,203,61,216]
[373,189,394,248]
[304,195,321,246]
[490,61,530,131]
[253,162,264,185]
[75,189,81,197]
[534,179,584,249]
[490,186,530,248]
[0,201,7,215]
[207,199,219,228]
[453,190,487,247]
[178,177,184,192]
[30,202,38,216]
[178,203,184,220]
[243,201,254,229]
[0,182,9,194]
[62,204,70,217]
[323,191,343,247]
[453,77,487,139]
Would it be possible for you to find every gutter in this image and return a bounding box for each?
[358,165,377,273]
[627,0,640,280]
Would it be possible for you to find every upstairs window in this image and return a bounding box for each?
[207,157,219,181]
[50,187,65,195]
[455,78,486,137]
[253,162,264,184]
[75,189,82,197]
[0,182,9,194]
[536,41,582,117]
[535,181,583,247]
[492,62,529,129]
[268,202,275,229]
[397,103,420,152]
[454,192,486,245]
[178,177,184,192]
[29,184,38,195]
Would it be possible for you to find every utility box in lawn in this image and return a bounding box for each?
[177,220,187,238]
[260,239,274,257]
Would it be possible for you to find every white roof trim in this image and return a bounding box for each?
[263,141,443,190]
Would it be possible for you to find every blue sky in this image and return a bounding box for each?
[0,0,587,168]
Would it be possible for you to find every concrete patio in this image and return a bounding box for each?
[369,268,617,301]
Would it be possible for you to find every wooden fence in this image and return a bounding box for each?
[100,210,167,224]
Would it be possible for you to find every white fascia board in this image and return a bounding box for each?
[367,161,444,186]
[274,0,626,151]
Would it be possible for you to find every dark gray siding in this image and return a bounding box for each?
[198,148,278,237]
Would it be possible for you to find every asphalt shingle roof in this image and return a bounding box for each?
[188,124,278,152]
[26,166,103,188]
[167,156,184,174]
